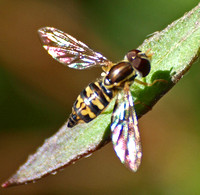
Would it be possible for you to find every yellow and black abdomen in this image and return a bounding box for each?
[67,81,113,128]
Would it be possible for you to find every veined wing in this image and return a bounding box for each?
[38,27,111,69]
[111,86,142,172]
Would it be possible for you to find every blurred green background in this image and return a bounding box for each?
[1,0,200,194]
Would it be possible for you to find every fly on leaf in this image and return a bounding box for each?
[38,27,152,171]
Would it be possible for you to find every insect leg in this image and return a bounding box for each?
[134,78,168,86]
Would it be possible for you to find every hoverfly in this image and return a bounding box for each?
[38,27,153,172]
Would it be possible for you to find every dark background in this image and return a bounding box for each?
[1,0,200,194]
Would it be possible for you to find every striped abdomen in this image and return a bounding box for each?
[67,81,114,128]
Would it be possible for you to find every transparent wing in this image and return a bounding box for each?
[111,86,142,172]
[38,27,111,69]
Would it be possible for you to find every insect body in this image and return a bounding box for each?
[68,80,114,127]
[38,27,151,172]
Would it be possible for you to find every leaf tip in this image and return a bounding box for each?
[1,175,20,188]
[1,180,11,188]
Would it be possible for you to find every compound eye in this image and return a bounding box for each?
[126,49,141,62]
[126,49,151,77]
[132,57,151,77]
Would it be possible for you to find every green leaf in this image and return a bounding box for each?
[2,3,200,188]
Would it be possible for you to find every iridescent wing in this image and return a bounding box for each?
[111,86,142,171]
[38,27,111,69]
